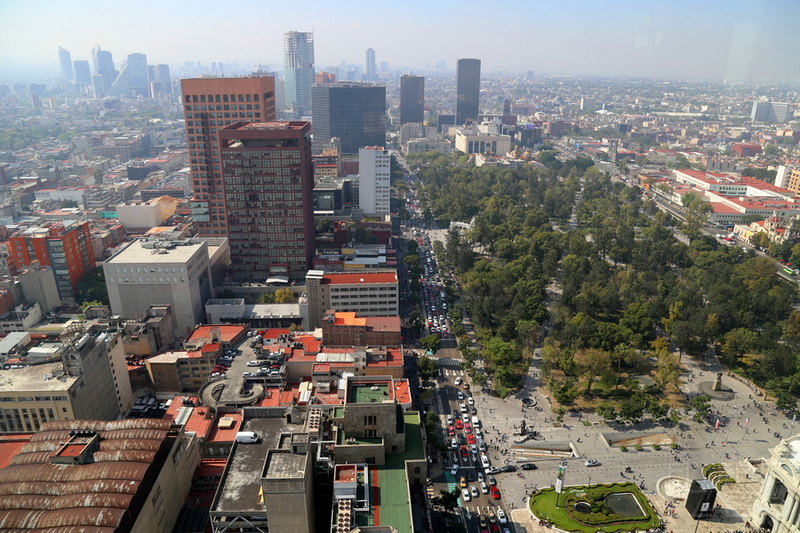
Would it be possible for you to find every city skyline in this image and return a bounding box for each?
[1,0,799,84]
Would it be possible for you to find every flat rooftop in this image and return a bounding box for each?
[105,238,217,264]
[264,449,306,479]
[349,383,391,404]
[0,362,74,393]
[212,416,303,514]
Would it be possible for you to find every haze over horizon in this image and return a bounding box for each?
[1,0,799,84]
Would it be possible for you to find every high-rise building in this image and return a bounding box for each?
[751,101,791,123]
[365,48,376,82]
[149,64,172,98]
[400,75,424,124]
[109,53,149,97]
[311,83,386,154]
[181,76,277,237]
[92,45,116,91]
[7,221,95,301]
[58,46,73,81]
[72,60,92,87]
[358,146,391,215]
[219,121,314,282]
[456,58,481,125]
[284,31,314,116]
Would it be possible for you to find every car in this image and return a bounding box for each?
[461,488,471,502]
[487,475,497,486]
[459,476,467,488]
[585,459,601,467]
[475,428,482,439]
[477,471,484,483]
[463,382,470,390]
[457,391,464,400]
[450,465,459,476]
[455,419,463,430]
[470,444,478,456]
[481,454,490,468]
[242,372,254,377]
[480,481,489,494]
[479,515,488,529]
[247,360,260,367]
[454,377,462,386]
[497,509,507,524]
[468,397,475,405]
[460,446,468,458]
[467,434,476,445]
[491,486,501,499]
[486,467,501,475]
[451,438,457,449]
[460,403,468,413]
[210,372,225,378]
[446,414,453,425]
[457,434,465,445]
[521,463,538,470]
[500,465,516,473]
[479,441,488,452]
[470,485,479,498]
[448,427,455,436]
[464,425,472,435]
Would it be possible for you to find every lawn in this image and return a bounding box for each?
[529,482,661,533]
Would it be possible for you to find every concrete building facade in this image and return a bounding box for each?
[103,238,218,336]
[305,270,399,329]
[358,146,391,216]
[219,121,315,282]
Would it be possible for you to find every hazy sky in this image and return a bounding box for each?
[1,0,799,82]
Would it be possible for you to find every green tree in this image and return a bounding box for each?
[574,348,612,395]
[418,356,438,380]
[258,292,276,304]
[274,287,295,303]
[420,334,441,354]
[432,488,461,512]
[60,200,79,209]
[597,403,617,421]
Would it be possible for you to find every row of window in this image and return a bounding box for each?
[0,395,68,402]
[109,277,186,284]
[185,93,260,104]
[112,266,185,274]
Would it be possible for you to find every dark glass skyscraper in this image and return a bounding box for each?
[400,75,424,124]
[311,83,386,154]
[456,58,481,125]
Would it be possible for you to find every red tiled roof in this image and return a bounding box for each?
[324,272,397,285]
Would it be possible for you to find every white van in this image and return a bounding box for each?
[471,416,480,428]
[235,431,258,443]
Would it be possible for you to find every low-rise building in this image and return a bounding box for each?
[305,270,399,329]
[321,310,401,347]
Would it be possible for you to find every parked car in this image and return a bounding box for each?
[491,486,501,500]
[585,459,601,467]
[521,463,538,470]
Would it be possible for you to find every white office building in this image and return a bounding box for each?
[358,147,391,216]
[104,238,224,337]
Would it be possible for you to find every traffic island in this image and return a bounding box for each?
[528,482,661,533]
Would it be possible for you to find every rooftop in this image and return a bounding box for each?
[0,362,75,393]
[105,238,206,264]
[212,416,303,513]
[324,272,397,285]
[349,382,391,404]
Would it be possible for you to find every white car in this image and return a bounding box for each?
[470,485,479,498]
[477,471,484,483]
[468,397,474,405]
[450,464,459,475]
[585,459,601,467]
[461,488,471,502]
[497,509,507,524]
[457,391,464,400]
[454,377,463,386]
[247,361,260,367]
[480,481,489,494]
[481,454,490,468]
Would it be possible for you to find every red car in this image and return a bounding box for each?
[491,486,501,500]
[455,419,463,430]
[448,426,455,436]
[460,446,468,458]
[467,434,476,445]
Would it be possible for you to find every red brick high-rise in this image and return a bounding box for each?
[180,77,276,238]
[219,121,314,282]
